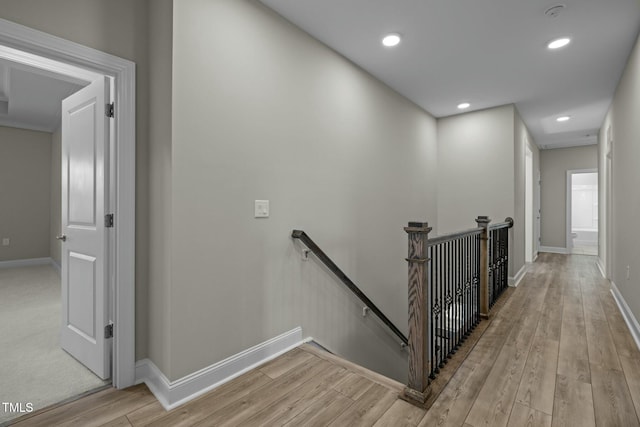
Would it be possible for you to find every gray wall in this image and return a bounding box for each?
[437,105,515,234]
[49,127,61,267]
[539,145,597,249]
[0,126,51,261]
[0,0,151,360]
[437,105,523,276]
[169,0,438,382]
[603,30,640,325]
[145,0,173,376]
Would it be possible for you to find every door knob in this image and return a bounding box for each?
[56,234,67,242]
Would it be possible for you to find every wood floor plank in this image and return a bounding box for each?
[12,385,149,427]
[51,386,156,427]
[125,401,165,427]
[534,284,563,341]
[582,282,622,371]
[145,368,272,427]
[551,374,596,427]
[332,371,376,400]
[300,344,404,393]
[584,316,622,370]
[515,336,559,415]
[507,402,552,427]
[98,416,133,427]
[283,390,354,427]
[557,299,590,384]
[257,347,313,379]
[241,364,346,427]
[328,383,397,427]
[373,399,426,427]
[192,358,333,426]
[619,355,640,420]
[590,364,640,427]
[463,341,530,427]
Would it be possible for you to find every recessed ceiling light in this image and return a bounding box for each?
[457,102,471,110]
[382,33,401,47]
[548,37,571,49]
[556,116,571,122]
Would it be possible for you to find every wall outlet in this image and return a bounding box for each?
[2,238,9,246]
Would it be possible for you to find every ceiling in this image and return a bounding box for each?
[260,0,640,149]
[0,58,85,133]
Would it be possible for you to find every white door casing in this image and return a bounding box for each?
[0,17,136,388]
[536,170,541,255]
[60,77,111,380]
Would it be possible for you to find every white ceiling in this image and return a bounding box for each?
[0,58,85,133]
[260,0,640,149]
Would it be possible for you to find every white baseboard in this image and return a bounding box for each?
[596,258,606,278]
[135,327,305,410]
[538,246,568,254]
[50,259,61,273]
[509,264,527,287]
[610,282,640,352]
[0,257,53,269]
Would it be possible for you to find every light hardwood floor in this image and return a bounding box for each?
[8,254,640,427]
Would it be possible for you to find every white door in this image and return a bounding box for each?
[60,77,111,380]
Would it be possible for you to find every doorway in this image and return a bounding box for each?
[567,170,598,256]
[0,18,136,392]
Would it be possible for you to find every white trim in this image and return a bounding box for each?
[50,258,61,273]
[135,327,305,410]
[539,246,568,254]
[0,18,136,389]
[509,264,527,287]
[0,117,56,133]
[0,257,52,269]
[610,282,640,351]
[596,258,606,278]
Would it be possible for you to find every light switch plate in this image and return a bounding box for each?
[255,200,269,218]
[2,238,9,246]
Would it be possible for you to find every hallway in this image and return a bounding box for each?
[10,254,640,427]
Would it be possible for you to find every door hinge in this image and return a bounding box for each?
[106,102,114,118]
[105,213,114,228]
[105,323,114,339]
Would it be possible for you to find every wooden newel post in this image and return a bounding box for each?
[475,216,491,319]
[403,221,432,406]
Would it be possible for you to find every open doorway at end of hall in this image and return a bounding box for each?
[567,170,598,256]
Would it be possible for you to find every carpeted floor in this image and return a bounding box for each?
[0,264,109,424]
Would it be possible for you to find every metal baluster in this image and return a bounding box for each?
[429,245,435,379]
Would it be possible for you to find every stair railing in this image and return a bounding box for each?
[403,216,513,405]
[291,230,408,347]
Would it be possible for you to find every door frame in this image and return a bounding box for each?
[606,125,613,278]
[566,168,598,254]
[0,18,136,388]
[525,144,534,263]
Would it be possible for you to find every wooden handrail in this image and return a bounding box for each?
[489,217,514,230]
[291,230,408,347]
[427,227,483,246]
